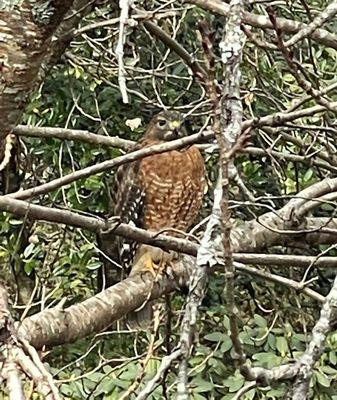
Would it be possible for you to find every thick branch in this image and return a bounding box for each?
[0,194,336,261]
[43,0,103,75]
[284,1,337,47]
[16,254,327,350]
[0,0,83,139]
[10,103,337,202]
[0,195,199,255]
[18,260,191,349]
[231,178,337,252]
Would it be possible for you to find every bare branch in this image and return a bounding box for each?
[141,16,207,81]
[8,130,210,200]
[189,0,337,50]
[177,177,222,399]
[0,190,337,264]
[217,0,247,378]
[0,284,60,398]
[267,6,337,114]
[235,263,325,303]
[234,253,337,270]
[136,350,182,400]
[3,356,25,400]
[284,1,337,48]
[14,125,134,151]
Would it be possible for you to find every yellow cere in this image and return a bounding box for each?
[169,120,181,129]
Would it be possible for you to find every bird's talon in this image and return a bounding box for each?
[142,256,159,277]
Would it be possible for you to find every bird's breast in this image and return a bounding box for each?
[138,146,205,233]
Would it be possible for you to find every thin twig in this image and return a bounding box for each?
[284,1,337,48]
[120,310,161,399]
[189,0,337,50]
[135,350,182,400]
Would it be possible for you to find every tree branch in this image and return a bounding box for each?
[189,0,337,50]
[0,0,84,139]
[15,254,326,352]
[285,274,337,399]
[14,125,134,151]
[8,130,211,200]
[0,192,336,264]
[18,259,191,348]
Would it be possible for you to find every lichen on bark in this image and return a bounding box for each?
[0,0,77,179]
[31,0,55,26]
[0,0,24,11]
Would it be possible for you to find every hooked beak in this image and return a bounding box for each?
[168,120,181,130]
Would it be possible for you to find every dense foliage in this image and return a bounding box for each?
[2,0,337,398]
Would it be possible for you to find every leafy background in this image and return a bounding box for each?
[2,0,337,398]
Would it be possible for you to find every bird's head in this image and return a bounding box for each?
[146,110,186,141]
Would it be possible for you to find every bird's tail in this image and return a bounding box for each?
[126,301,154,330]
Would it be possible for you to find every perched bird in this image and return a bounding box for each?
[98,110,206,328]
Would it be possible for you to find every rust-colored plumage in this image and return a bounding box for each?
[98,110,205,327]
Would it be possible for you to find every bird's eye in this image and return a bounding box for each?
[157,119,166,128]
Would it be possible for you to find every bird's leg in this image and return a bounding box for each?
[156,251,177,280]
[130,251,159,278]
[143,253,159,278]
[130,246,177,280]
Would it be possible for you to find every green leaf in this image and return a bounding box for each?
[119,364,139,380]
[74,66,83,79]
[239,331,254,345]
[283,73,295,83]
[220,337,233,353]
[276,337,289,357]
[87,261,102,270]
[315,371,331,387]
[252,352,282,367]
[23,243,35,258]
[70,279,84,289]
[321,365,337,375]
[145,359,160,376]
[223,315,230,330]
[192,378,215,393]
[267,334,276,350]
[223,374,244,392]
[204,332,224,342]
[303,168,313,182]
[245,388,256,399]
[96,378,120,394]
[192,394,208,400]
[87,372,105,382]
[267,386,287,397]
[329,351,337,365]
[254,314,267,328]
[24,260,37,275]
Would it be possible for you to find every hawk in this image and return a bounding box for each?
[98,110,206,327]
